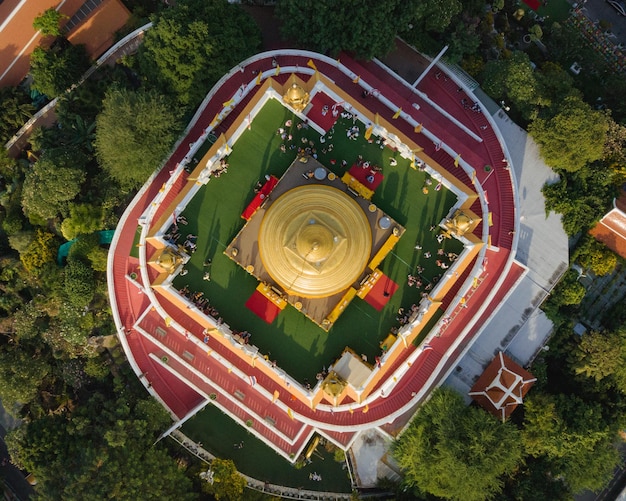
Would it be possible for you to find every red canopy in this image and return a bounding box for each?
[245,290,282,323]
[522,0,540,11]
[305,92,342,133]
[241,175,279,220]
[348,164,383,192]
[363,273,398,311]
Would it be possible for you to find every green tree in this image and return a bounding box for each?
[573,235,618,276]
[201,458,246,501]
[20,229,58,273]
[22,148,87,220]
[30,115,95,155]
[61,203,104,240]
[550,269,586,307]
[482,51,548,120]
[138,0,260,108]
[410,0,462,33]
[0,345,51,407]
[84,357,110,381]
[13,301,48,341]
[522,392,619,493]
[503,457,571,501]
[1,182,25,235]
[6,391,195,501]
[68,233,108,271]
[30,43,90,98]
[0,87,34,143]
[529,96,608,172]
[86,245,108,272]
[446,21,481,65]
[392,387,522,501]
[278,0,416,60]
[0,256,28,314]
[535,62,579,109]
[567,330,626,389]
[7,230,34,254]
[543,167,615,236]
[603,118,626,184]
[64,257,96,307]
[0,146,22,179]
[95,88,181,190]
[33,8,68,36]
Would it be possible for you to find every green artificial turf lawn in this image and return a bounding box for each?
[182,404,352,492]
[521,0,570,22]
[130,225,142,259]
[172,98,462,382]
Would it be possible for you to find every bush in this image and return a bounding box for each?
[84,357,110,381]
[551,270,586,307]
[20,229,57,273]
[64,257,96,307]
[61,204,104,240]
[573,235,618,277]
[30,43,91,98]
[333,448,346,462]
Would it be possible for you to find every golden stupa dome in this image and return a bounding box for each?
[282,83,310,112]
[258,185,371,298]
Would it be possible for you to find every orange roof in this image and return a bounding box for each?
[0,0,84,87]
[66,0,131,60]
[590,208,626,259]
[469,352,536,421]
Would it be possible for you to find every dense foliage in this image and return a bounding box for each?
[21,148,88,220]
[6,382,195,501]
[137,0,261,109]
[393,387,523,500]
[95,88,181,190]
[30,43,91,98]
[0,87,34,143]
[277,0,418,59]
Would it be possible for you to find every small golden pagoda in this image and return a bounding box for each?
[283,83,310,112]
[442,209,481,238]
[321,371,347,405]
[150,247,183,274]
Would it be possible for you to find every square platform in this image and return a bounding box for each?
[225,156,405,330]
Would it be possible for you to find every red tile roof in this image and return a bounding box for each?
[66,0,131,59]
[590,208,626,259]
[0,0,84,87]
[470,352,536,421]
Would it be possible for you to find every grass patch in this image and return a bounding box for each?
[130,225,142,259]
[520,0,571,23]
[181,404,352,492]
